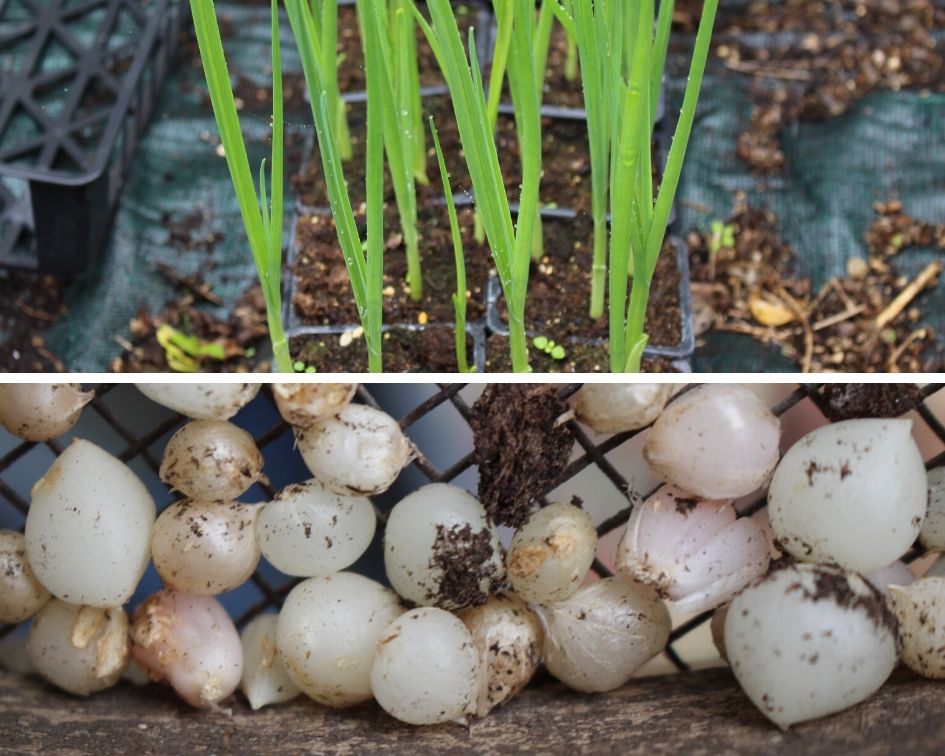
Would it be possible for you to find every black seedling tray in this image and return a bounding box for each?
[0,0,184,277]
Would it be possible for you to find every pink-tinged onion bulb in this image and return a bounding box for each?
[539,577,671,693]
[277,573,404,707]
[574,384,672,433]
[0,530,50,624]
[151,500,261,595]
[273,383,357,427]
[160,420,263,501]
[768,418,926,574]
[507,502,597,606]
[240,613,300,710]
[25,439,155,607]
[295,404,412,496]
[866,560,916,599]
[725,563,898,730]
[457,592,542,717]
[920,466,945,551]
[257,479,376,578]
[135,383,260,420]
[643,384,781,499]
[0,383,93,441]
[131,590,242,708]
[889,577,945,679]
[615,486,770,614]
[27,599,129,696]
[371,607,481,725]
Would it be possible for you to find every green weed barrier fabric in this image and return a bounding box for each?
[10,1,944,372]
[667,50,945,372]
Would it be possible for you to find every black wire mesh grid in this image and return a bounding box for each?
[1,382,943,677]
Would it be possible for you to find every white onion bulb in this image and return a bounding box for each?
[0,383,93,441]
[458,592,542,717]
[507,502,597,606]
[539,577,671,693]
[295,404,412,496]
[240,613,300,709]
[160,420,263,501]
[710,604,730,661]
[151,500,261,595]
[615,486,770,614]
[920,466,945,552]
[131,590,242,708]
[574,383,672,433]
[273,383,357,427]
[27,599,129,696]
[0,530,50,624]
[257,479,375,577]
[384,483,505,610]
[26,439,155,607]
[768,418,927,574]
[643,384,781,499]
[135,383,260,420]
[725,563,899,729]
[371,607,481,725]
[889,577,945,679]
[277,572,404,707]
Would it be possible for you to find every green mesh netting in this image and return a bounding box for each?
[15,2,945,371]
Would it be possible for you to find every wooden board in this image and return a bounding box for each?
[0,667,943,754]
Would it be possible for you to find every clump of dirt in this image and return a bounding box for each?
[688,194,943,372]
[710,0,945,173]
[816,383,922,421]
[112,285,270,373]
[471,385,575,528]
[0,271,66,372]
[429,523,502,609]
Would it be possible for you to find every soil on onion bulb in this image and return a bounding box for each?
[688,194,944,372]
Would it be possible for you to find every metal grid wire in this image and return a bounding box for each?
[1,383,944,676]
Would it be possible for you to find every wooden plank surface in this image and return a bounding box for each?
[0,667,943,754]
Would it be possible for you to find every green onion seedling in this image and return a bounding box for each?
[414,0,542,372]
[286,0,386,371]
[429,116,471,373]
[306,0,353,160]
[189,0,292,372]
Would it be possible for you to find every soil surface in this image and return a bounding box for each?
[688,194,944,372]
[494,216,684,348]
[292,204,491,327]
[484,335,682,373]
[0,272,66,372]
[289,326,471,372]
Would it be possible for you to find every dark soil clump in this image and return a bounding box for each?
[816,383,922,421]
[471,384,575,528]
[0,271,66,372]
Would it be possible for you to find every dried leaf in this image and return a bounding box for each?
[749,292,796,326]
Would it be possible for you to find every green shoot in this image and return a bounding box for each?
[413,0,542,372]
[560,0,718,372]
[561,0,578,82]
[189,0,292,372]
[357,0,423,301]
[429,116,469,373]
[285,0,385,371]
[392,0,429,186]
[292,360,317,373]
[309,0,353,159]
[708,220,736,255]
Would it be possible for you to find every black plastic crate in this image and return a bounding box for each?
[0,0,184,277]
